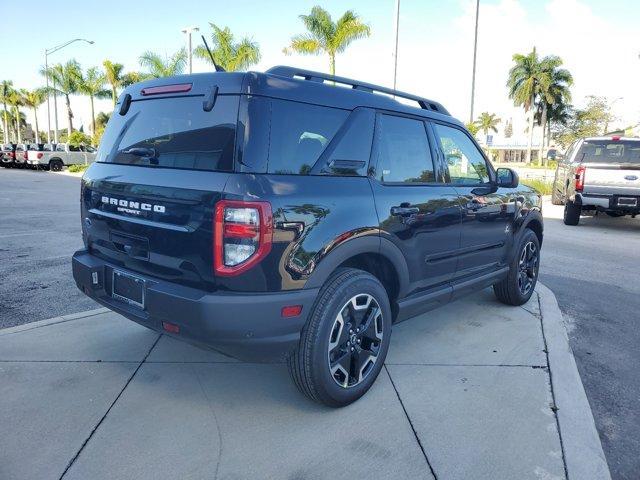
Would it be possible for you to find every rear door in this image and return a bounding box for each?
[82,92,239,290]
[370,113,462,296]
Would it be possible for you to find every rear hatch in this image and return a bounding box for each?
[81,74,244,291]
[578,139,640,196]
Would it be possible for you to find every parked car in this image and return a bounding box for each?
[552,136,640,224]
[72,67,543,407]
[1,143,16,167]
[12,143,33,168]
[27,142,97,171]
[23,143,45,169]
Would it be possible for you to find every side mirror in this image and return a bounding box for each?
[496,167,519,188]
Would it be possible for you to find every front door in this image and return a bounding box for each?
[370,113,462,296]
[430,122,516,280]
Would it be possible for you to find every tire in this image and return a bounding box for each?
[563,200,581,225]
[288,268,392,407]
[551,183,564,205]
[493,228,540,306]
[50,160,63,172]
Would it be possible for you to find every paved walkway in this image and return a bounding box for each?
[0,286,609,480]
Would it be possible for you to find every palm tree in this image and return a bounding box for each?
[78,67,110,135]
[43,60,82,136]
[284,6,370,75]
[7,90,25,143]
[1,80,13,143]
[103,60,125,107]
[475,112,501,138]
[194,23,261,71]
[535,58,572,164]
[21,88,47,143]
[139,49,187,78]
[507,48,545,163]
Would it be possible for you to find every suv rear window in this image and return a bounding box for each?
[267,99,348,175]
[576,140,640,164]
[96,95,238,172]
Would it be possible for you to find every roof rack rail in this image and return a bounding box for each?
[266,66,450,116]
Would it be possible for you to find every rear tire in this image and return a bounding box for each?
[494,228,540,306]
[563,200,581,225]
[50,160,63,172]
[288,268,392,407]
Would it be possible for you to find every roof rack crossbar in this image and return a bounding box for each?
[266,66,450,116]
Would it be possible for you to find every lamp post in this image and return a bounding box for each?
[182,26,200,74]
[604,96,623,133]
[44,38,94,144]
[392,0,400,90]
[469,0,480,123]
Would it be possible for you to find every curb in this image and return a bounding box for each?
[537,282,611,480]
[0,308,109,336]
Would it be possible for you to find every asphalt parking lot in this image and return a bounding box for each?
[0,167,637,479]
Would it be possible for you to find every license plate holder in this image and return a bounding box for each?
[617,197,638,207]
[112,270,145,309]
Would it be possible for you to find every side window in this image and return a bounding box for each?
[320,108,374,176]
[267,100,348,175]
[433,123,490,184]
[69,145,80,152]
[56,144,65,152]
[373,114,435,183]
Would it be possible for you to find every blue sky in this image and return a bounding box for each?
[1,0,639,137]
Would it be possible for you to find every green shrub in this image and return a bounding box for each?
[521,178,553,195]
[68,164,88,173]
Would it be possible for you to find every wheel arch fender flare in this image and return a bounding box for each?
[517,209,544,245]
[304,234,411,299]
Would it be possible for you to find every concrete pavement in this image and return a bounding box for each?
[0,286,609,480]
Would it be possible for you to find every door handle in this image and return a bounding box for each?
[390,205,419,216]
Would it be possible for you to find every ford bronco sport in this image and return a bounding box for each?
[72,66,543,407]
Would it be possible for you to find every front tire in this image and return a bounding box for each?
[288,268,392,407]
[494,228,540,306]
[563,200,581,225]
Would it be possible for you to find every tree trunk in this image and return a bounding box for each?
[111,85,117,107]
[90,95,96,136]
[14,108,21,143]
[538,103,547,167]
[526,104,534,164]
[329,53,335,76]
[33,106,40,144]
[2,101,7,143]
[65,94,74,136]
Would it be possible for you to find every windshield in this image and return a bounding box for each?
[576,140,640,164]
[96,95,238,172]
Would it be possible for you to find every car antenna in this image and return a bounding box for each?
[201,35,225,72]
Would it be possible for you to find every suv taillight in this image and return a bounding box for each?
[37,152,43,159]
[575,165,586,192]
[214,200,273,276]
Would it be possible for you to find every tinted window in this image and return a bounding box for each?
[267,100,348,175]
[96,95,238,172]
[576,140,640,164]
[374,114,435,183]
[69,145,81,152]
[56,144,66,152]
[433,123,489,184]
[320,109,374,176]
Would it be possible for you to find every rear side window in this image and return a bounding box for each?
[96,95,238,172]
[576,140,640,164]
[373,114,435,183]
[267,99,348,175]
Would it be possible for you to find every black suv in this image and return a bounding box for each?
[72,67,543,407]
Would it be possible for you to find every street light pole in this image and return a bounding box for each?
[392,0,400,90]
[44,38,94,144]
[182,26,200,74]
[469,0,480,124]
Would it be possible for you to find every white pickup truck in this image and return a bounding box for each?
[27,143,97,171]
[552,136,640,225]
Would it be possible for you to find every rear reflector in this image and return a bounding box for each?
[141,83,192,96]
[162,321,180,334]
[281,305,303,318]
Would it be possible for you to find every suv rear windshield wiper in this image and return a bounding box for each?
[122,147,159,165]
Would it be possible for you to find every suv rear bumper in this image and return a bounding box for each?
[72,250,318,362]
